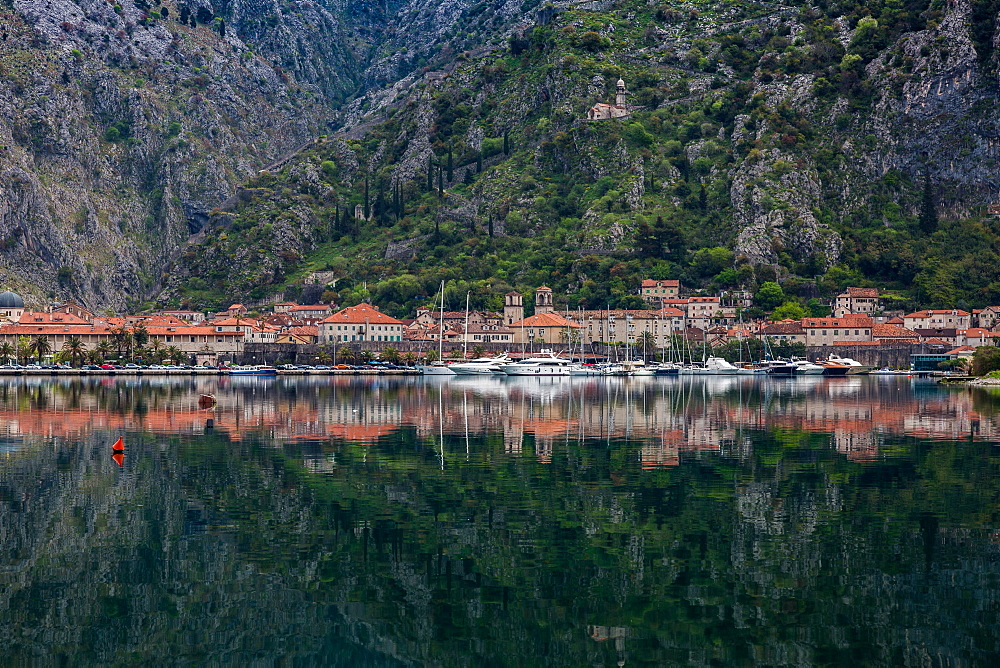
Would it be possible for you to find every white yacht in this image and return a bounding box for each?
[569,363,602,377]
[705,356,739,374]
[792,358,825,375]
[449,354,509,375]
[826,353,870,374]
[417,360,456,376]
[501,350,574,376]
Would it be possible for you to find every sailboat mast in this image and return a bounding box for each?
[463,290,470,359]
[438,280,445,361]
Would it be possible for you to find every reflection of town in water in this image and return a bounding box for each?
[1,375,994,462]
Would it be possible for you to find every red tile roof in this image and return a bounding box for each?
[641,279,679,287]
[845,287,879,298]
[872,323,918,338]
[509,312,581,328]
[322,303,403,325]
[17,312,90,325]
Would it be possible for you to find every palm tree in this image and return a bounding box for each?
[166,346,185,366]
[109,324,133,361]
[148,338,165,363]
[403,351,416,367]
[338,346,354,364]
[381,346,399,364]
[638,331,656,361]
[62,336,86,367]
[425,349,439,363]
[0,341,14,364]
[15,336,33,365]
[471,344,486,358]
[31,335,51,364]
[96,340,114,361]
[316,350,332,364]
[86,349,102,364]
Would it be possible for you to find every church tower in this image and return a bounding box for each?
[615,78,627,107]
[504,292,524,325]
[535,286,554,314]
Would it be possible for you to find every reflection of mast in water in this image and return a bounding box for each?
[463,389,469,460]
[438,387,444,471]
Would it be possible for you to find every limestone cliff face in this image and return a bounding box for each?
[731,149,840,270]
[0,0,330,309]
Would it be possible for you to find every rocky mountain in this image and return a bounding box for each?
[8,0,1000,312]
[0,0,522,310]
[158,0,1000,315]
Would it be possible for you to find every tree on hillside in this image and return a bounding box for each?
[363,177,370,220]
[0,341,13,364]
[771,301,808,320]
[755,281,785,310]
[919,168,937,235]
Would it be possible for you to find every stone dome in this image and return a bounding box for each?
[617,78,625,87]
[0,291,24,309]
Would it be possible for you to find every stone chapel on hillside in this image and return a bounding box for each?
[586,78,634,120]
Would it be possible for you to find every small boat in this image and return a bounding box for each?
[569,363,603,377]
[417,360,456,376]
[198,394,217,408]
[228,366,277,376]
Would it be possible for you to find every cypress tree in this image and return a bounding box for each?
[393,182,400,219]
[699,183,707,210]
[218,18,225,38]
[333,204,340,232]
[919,168,938,234]
[463,168,474,185]
[426,155,434,191]
[503,131,509,156]
[476,150,482,173]
[488,214,494,238]
[363,177,370,220]
[447,143,453,182]
[376,184,385,224]
[438,166,444,198]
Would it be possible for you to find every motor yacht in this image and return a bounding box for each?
[792,358,825,375]
[705,356,739,374]
[449,354,508,375]
[826,354,870,374]
[500,350,574,376]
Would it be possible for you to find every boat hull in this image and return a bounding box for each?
[417,365,456,376]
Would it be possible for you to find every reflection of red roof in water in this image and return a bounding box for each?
[327,422,399,443]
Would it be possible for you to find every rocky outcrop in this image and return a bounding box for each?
[731,149,841,269]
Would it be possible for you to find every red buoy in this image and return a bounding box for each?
[112,452,124,467]
[112,437,124,451]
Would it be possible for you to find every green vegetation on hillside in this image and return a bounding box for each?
[169,0,1000,317]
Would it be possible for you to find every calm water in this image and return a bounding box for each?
[1,374,999,665]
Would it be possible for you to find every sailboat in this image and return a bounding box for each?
[418,281,456,376]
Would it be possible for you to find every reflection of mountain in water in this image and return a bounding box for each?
[0,377,999,663]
